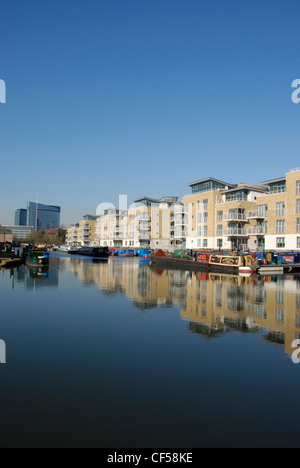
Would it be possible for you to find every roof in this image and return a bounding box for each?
[188,177,235,188]
[221,185,268,194]
[134,196,178,204]
[261,176,286,186]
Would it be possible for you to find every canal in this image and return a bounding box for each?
[0,254,300,448]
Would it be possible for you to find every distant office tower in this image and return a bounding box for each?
[26,202,61,231]
[14,209,27,226]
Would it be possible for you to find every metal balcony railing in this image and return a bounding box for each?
[224,213,247,222]
[224,228,247,237]
[247,210,266,219]
[247,227,267,235]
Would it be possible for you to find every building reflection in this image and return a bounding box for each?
[63,257,300,357]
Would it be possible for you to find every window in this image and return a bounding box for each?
[276,291,284,305]
[217,225,223,236]
[203,226,208,237]
[276,220,285,234]
[197,213,202,224]
[197,226,202,236]
[297,200,300,214]
[297,181,300,195]
[203,212,208,223]
[276,202,285,217]
[203,199,208,210]
[275,309,285,324]
[217,211,223,222]
[297,237,300,249]
[277,237,285,248]
[217,239,223,249]
[197,239,201,248]
[258,204,268,217]
[203,239,208,248]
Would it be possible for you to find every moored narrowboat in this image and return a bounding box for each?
[149,250,253,275]
[26,249,50,267]
[76,247,110,258]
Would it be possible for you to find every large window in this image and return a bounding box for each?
[225,191,248,202]
[191,181,227,195]
[257,204,268,217]
[277,237,285,248]
[276,202,285,217]
[217,211,223,222]
[276,219,285,234]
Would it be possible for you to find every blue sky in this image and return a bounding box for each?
[1,0,300,226]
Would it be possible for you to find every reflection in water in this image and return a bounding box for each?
[8,255,300,358]
[62,256,300,358]
[2,254,300,448]
[13,264,59,291]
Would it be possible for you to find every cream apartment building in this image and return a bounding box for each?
[254,168,300,251]
[183,169,300,252]
[66,215,97,247]
[95,197,184,251]
[183,178,269,251]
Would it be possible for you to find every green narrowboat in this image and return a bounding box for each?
[26,249,50,267]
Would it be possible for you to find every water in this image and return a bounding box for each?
[1,254,300,448]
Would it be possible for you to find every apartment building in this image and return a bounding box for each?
[95,209,128,248]
[95,197,183,251]
[255,168,300,251]
[183,178,268,251]
[66,215,97,247]
[183,169,300,252]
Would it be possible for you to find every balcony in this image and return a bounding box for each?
[217,196,248,204]
[247,210,266,219]
[224,228,248,237]
[224,213,247,222]
[247,226,267,236]
[174,216,188,226]
[267,187,286,195]
[136,233,150,240]
[139,222,151,230]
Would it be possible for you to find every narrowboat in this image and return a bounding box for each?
[149,250,253,275]
[76,247,110,258]
[26,249,50,267]
[114,249,137,257]
[135,249,151,258]
[68,246,80,255]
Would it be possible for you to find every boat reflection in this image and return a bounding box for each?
[62,257,300,358]
[14,265,59,291]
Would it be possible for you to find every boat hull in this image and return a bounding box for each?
[76,247,110,258]
[149,256,249,275]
